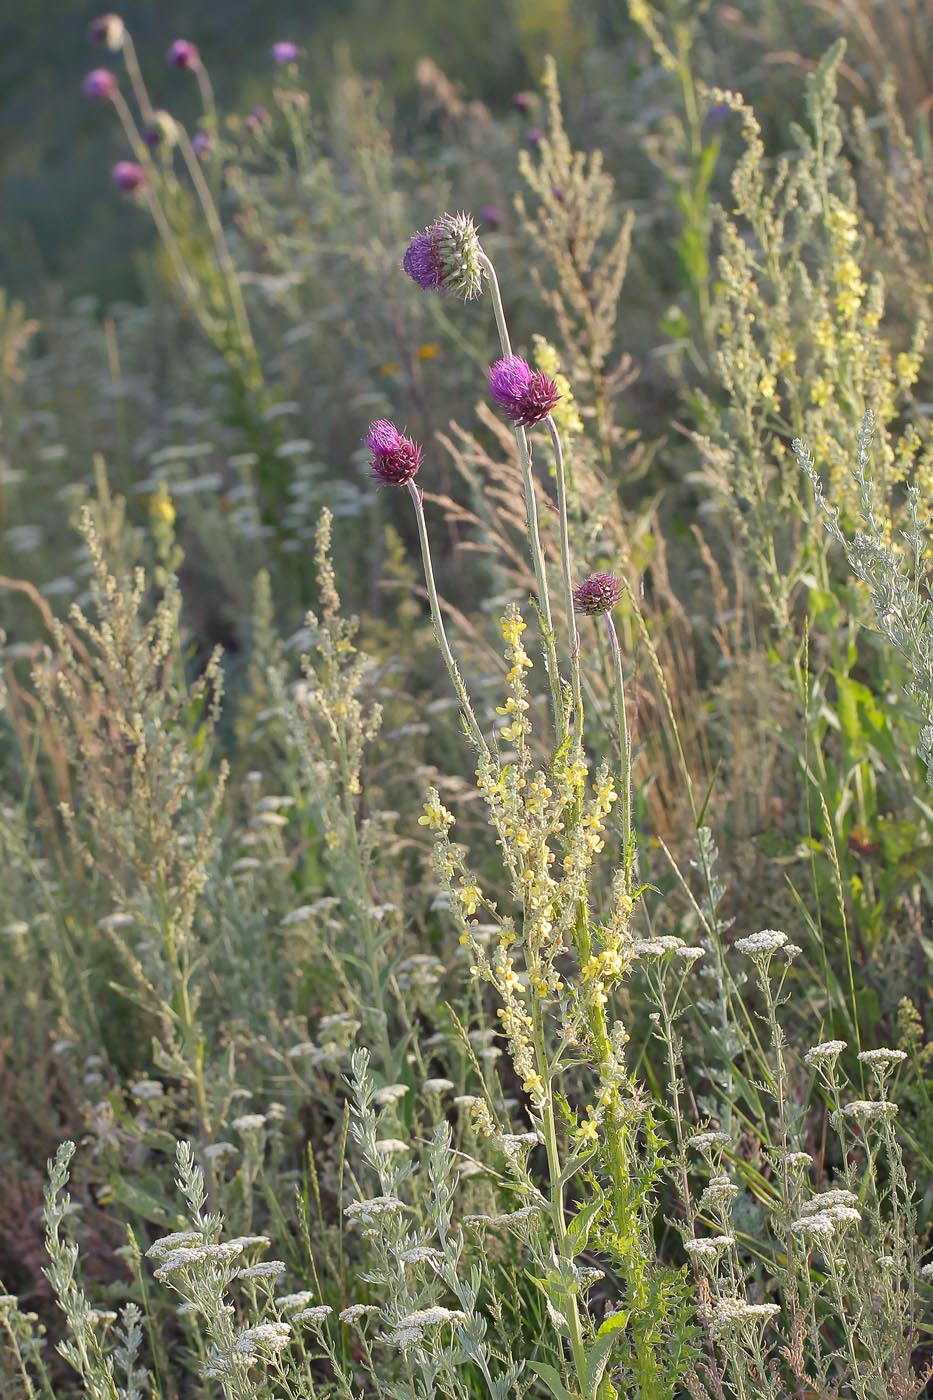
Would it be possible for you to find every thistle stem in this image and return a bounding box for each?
[477,250,564,739]
[604,612,634,896]
[406,480,487,756]
[546,415,583,747]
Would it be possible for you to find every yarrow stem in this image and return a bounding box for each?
[406,480,487,756]
[476,250,563,738]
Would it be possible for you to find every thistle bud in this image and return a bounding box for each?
[112,160,145,193]
[487,355,559,427]
[83,68,117,101]
[402,212,483,301]
[167,39,200,70]
[143,110,179,148]
[88,14,125,50]
[367,420,422,487]
[572,574,623,617]
[271,41,301,63]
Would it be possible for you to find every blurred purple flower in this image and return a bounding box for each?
[192,130,211,157]
[512,91,534,114]
[367,420,422,486]
[479,204,502,229]
[83,68,117,100]
[88,13,125,50]
[704,101,731,133]
[488,355,559,427]
[526,127,545,149]
[572,573,623,616]
[271,41,301,63]
[167,39,200,70]
[402,212,483,301]
[245,105,269,132]
[112,160,145,193]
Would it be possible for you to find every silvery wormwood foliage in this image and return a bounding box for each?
[796,409,933,780]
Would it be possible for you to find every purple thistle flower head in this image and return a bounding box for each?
[192,130,211,157]
[271,41,301,63]
[112,160,145,193]
[488,355,559,428]
[88,13,125,50]
[367,420,422,487]
[167,38,200,70]
[402,212,483,302]
[572,573,623,617]
[512,90,534,114]
[83,68,117,101]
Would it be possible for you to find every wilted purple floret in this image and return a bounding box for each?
[83,68,117,100]
[367,419,422,486]
[271,41,301,63]
[112,160,145,193]
[488,355,559,427]
[572,573,623,616]
[167,38,200,69]
[402,232,444,293]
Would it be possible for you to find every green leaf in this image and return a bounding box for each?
[583,1329,619,1399]
[527,1361,576,1400]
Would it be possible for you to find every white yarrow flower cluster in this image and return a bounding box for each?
[734,929,787,956]
[276,1291,315,1312]
[701,1297,780,1335]
[234,1322,291,1357]
[684,1235,735,1258]
[237,1261,286,1280]
[373,1083,409,1106]
[396,1307,465,1328]
[344,1196,405,1225]
[689,1131,730,1153]
[340,1303,379,1324]
[292,1305,333,1325]
[422,1077,455,1094]
[232,1113,267,1133]
[840,1100,898,1124]
[804,1040,846,1066]
[399,1246,443,1265]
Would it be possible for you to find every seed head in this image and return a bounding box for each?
[366,420,422,487]
[488,355,559,427]
[83,69,117,101]
[112,161,145,193]
[272,41,301,63]
[403,212,483,301]
[167,39,200,70]
[572,573,623,617]
[88,14,125,50]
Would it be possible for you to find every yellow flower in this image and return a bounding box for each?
[419,797,454,831]
[458,882,482,916]
[577,1117,599,1144]
[417,342,439,361]
[378,361,400,377]
[757,372,777,402]
[150,484,176,526]
[810,376,832,408]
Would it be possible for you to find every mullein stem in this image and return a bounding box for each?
[406,480,487,756]
[477,250,564,739]
[604,612,634,897]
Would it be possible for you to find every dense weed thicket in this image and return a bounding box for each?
[1,4,932,1398]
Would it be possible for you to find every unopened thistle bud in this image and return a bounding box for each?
[112,160,145,193]
[402,212,483,301]
[573,573,623,617]
[88,14,125,50]
[143,110,179,148]
[83,68,118,101]
[487,355,559,427]
[367,420,422,486]
[167,39,200,70]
